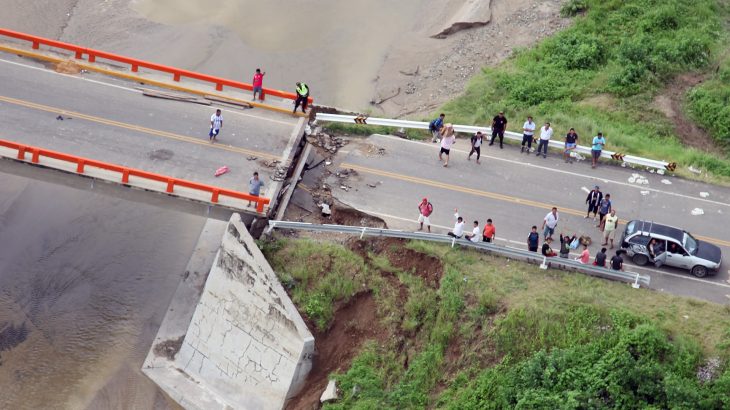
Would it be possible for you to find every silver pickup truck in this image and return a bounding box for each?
[620,220,722,278]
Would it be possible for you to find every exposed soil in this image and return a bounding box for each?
[285,292,386,410]
[371,237,444,288]
[54,60,82,74]
[331,203,387,228]
[653,73,718,152]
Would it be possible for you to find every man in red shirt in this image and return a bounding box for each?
[482,218,496,242]
[417,198,433,232]
[252,68,265,101]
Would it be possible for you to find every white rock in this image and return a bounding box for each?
[691,208,704,216]
[640,191,650,196]
[688,165,702,174]
[628,177,636,183]
[657,169,665,175]
[320,380,338,403]
[700,192,710,198]
[661,179,672,185]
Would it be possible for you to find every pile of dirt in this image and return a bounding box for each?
[286,292,386,410]
[54,60,82,74]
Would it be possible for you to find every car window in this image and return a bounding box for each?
[629,234,649,246]
[682,233,698,255]
[668,241,688,256]
[625,221,638,236]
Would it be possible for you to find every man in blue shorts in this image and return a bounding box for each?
[564,128,578,163]
[591,132,606,168]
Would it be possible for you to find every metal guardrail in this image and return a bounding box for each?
[0,138,270,212]
[0,28,312,104]
[266,220,651,288]
[315,113,675,172]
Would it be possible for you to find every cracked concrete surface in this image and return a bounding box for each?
[143,214,314,409]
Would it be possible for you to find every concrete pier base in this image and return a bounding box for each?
[143,214,314,410]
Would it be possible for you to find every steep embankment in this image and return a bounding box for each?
[441,0,730,180]
[264,237,730,409]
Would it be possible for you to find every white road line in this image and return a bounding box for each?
[367,133,730,208]
[364,209,730,289]
[0,57,296,126]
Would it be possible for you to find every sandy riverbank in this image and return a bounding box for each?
[0,0,567,115]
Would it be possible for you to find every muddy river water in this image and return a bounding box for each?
[0,172,205,409]
[131,0,427,109]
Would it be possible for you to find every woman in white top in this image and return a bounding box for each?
[438,124,456,167]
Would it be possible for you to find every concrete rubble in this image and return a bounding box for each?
[320,380,339,403]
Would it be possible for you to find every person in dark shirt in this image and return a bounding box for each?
[594,247,607,267]
[610,251,624,271]
[541,237,557,257]
[559,233,576,258]
[527,225,540,252]
[564,127,579,163]
[489,111,508,149]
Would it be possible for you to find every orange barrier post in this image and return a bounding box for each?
[77,159,85,173]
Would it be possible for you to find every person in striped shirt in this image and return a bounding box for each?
[209,109,223,142]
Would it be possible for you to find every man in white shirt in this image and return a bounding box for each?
[464,220,480,242]
[209,109,223,142]
[521,116,536,153]
[541,207,559,240]
[448,208,465,238]
[535,121,553,158]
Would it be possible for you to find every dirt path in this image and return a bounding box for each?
[653,73,718,152]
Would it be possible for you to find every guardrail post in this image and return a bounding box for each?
[76,160,85,173]
[215,83,223,92]
[131,64,138,73]
[211,189,220,203]
[74,50,82,59]
[32,41,39,50]
[88,54,96,63]
[31,149,40,163]
[540,256,548,270]
[451,237,456,248]
[166,179,175,193]
[260,90,265,101]
[16,146,26,160]
[122,169,130,183]
[173,73,181,82]
[632,274,641,289]
[256,200,264,213]
[360,227,367,239]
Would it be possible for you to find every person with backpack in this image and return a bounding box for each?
[417,197,434,233]
[429,113,445,143]
[467,131,484,164]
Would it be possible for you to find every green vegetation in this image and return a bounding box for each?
[688,55,730,150]
[440,0,730,179]
[263,237,730,409]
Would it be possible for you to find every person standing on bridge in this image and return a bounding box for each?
[585,185,603,221]
[252,68,266,101]
[429,113,445,143]
[482,219,496,243]
[602,209,619,249]
[542,207,559,240]
[527,226,540,252]
[417,197,434,233]
[597,194,612,230]
[209,109,223,142]
[564,128,579,163]
[293,82,309,114]
[464,220,481,243]
[489,111,508,149]
[438,124,456,167]
[248,171,264,207]
[536,122,552,158]
[467,131,483,164]
[591,132,606,169]
[521,116,536,153]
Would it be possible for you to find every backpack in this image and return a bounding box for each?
[429,119,438,131]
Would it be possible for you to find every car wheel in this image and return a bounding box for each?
[632,254,649,266]
[691,265,708,278]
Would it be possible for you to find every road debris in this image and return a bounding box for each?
[661,179,672,185]
[214,166,229,177]
[271,166,287,182]
[688,165,702,174]
[306,132,348,154]
[640,190,650,196]
[246,156,258,161]
[366,181,383,188]
[628,173,649,185]
[699,192,710,198]
[691,208,704,216]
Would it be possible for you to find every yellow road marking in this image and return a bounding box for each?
[343,162,730,249]
[0,44,308,118]
[0,94,279,160]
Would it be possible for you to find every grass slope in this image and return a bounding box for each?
[441,0,730,179]
[263,237,730,409]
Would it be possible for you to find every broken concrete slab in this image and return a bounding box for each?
[320,380,338,403]
[143,214,314,410]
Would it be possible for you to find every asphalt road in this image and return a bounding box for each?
[329,134,730,304]
[0,53,300,197]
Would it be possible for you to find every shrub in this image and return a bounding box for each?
[561,0,588,17]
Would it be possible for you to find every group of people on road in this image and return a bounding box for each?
[429,112,608,169]
[416,187,627,271]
